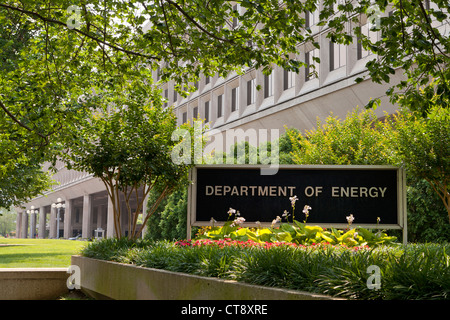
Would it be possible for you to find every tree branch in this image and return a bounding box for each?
[0,3,159,60]
[164,0,235,44]
[0,99,49,142]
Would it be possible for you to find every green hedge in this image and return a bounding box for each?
[81,238,450,300]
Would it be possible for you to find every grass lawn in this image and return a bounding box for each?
[0,238,87,268]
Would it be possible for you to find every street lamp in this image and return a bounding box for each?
[51,198,65,239]
[26,206,39,238]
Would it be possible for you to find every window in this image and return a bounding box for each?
[217,94,223,118]
[331,0,345,12]
[247,78,256,105]
[164,88,168,108]
[205,75,210,85]
[283,69,295,90]
[231,87,239,112]
[357,23,379,60]
[156,66,161,81]
[193,106,198,119]
[264,71,273,98]
[173,89,177,102]
[182,111,187,124]
[329,41,346,71]
[204,101,210,122]
[305,9,319,28]
[305,49,319,81]
[232,4,239,29]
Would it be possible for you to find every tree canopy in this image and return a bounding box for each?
[1,0,448,209]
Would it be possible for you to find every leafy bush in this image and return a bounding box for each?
[383,105,450,222]
[286,108,393,165]
[407,179,450,243]
[145,187,189,241]
[196,208,397,248]
[81,238,450,300]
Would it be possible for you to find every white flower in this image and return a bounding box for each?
[228,207,236,216]
[282,210,290,218]
[346,214,355,225]
[289,195,298,206]
[231,216,245,227]
[235,217,245,225]
[271,215,282,227]
[302,205,312,214]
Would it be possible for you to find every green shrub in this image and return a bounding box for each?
[81,239,450,300]
[384,105,450,222]
[407,179,450,242]
[145,187,189,241]
[287,108,393,165]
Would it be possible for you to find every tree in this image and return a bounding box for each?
[60,83,198,239]
[385,105,450,222]
[320,0,449,115]
[0,0,316,209]
[0,208,17,236]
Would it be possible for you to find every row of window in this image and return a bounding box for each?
[178,30,377,124]
[175,1,445,124]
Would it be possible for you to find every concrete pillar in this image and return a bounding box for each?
[38,207,46,239]
[82,194,92,239]
[64,200,72,239]
[49,206,56,238]
[21,212,28,239]
[107,196,115,238]
[30,212,36,238]
[16,212,22,238]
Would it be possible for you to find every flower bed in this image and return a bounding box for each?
[175,238,369,251]
[197,205,397,248]
[81,238,450,300]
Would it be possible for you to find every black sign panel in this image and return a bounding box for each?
[190,165,405,227]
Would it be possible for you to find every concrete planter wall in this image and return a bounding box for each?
[71,255,342,300]
[0,268,69,300]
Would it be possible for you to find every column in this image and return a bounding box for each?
[49,205,57,238]
[82,194,92,239]
[30,212,36,238]
[21,212,28,238]
[64,200,73,239]
[16,212,22,238]
[38,206,46,239]
[106,196,115,238]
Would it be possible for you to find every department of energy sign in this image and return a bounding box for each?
[188,165,406,230]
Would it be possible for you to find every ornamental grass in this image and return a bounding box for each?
[81,238,450,300]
